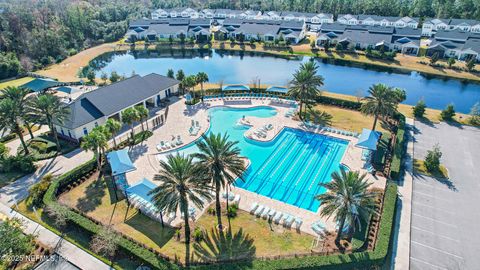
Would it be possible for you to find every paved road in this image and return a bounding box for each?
[411,121,480,270]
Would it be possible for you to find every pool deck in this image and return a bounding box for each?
[126,96,386,235]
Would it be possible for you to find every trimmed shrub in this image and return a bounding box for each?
[26,174,54,207]
[412,100,426,118]
[390,114,406,180]
[424,144,442,173]
[440,104,456,121]
[315,96,362,110]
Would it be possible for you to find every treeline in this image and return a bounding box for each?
[155,0,480,20]
[0,0,151,80]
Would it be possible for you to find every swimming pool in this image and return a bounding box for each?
[160,106,348,212]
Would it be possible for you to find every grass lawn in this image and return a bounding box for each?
[0,77,34,90]
[0,171,29,189]
[413,159,449,179]
[58,175,315,263]
[313,104,388,134]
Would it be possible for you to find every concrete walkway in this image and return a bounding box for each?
[0,202,112,270]
[390,118,414,270]
[5,125,50,156]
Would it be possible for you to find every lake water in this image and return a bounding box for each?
[92,50,480,113]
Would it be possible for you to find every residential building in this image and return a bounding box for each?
[54,74,179,141]
[426,29,480,61]
[127,18,211,41]
[338,14,419,28]
[216,19,306,44]
[315,23,421,55]
[423,18,480,36]
[422,18,451,36]
[280,11,333,31]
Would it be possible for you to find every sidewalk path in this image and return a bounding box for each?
[390,118,414,270]
[5,125,50,156]
[0,202,112,270]
[0,148,93,206]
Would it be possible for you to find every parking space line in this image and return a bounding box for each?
[413,191,452,202]
[410,257,449,270]
[411,240,464,260]
[412,213,458,228]
[412,201,455,215]
[411,226,459,242]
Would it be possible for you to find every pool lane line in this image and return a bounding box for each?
[288,139,331,207]
[271,137,324,201]
[241,133,297,189]
[254,132,310,195]
[303,145,342,211]
[277,137,327,203]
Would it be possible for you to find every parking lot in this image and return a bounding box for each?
[411,121,480,270]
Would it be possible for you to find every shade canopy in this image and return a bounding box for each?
[126,178,157,203]
[106,149,136,176]
[222,84,250,91]
[355,128,382,150]
[266,86,288,94]
[21,78,63,92]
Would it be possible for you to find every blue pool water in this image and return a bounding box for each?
[92,50,480,113]
[163,106,348,212]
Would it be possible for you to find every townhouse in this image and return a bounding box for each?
[422,18,480,36]
[216,18,306,44]
[54,74,179,141]
[337,14,419,28]
[426,29,480,61]
[315,23,422,55]
[127,18,211,41]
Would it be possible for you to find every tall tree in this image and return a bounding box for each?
[105,118,122,148]
[288,61,324,119]
[149,154,212,266]
[183,75,198,100]
[121,107,140,144]
[81,126,109,171]
[193,133,245,230]
[134,105,149,131]
[316,168,377,246]
[360,84,403,130]
[0,87,31,155]
[27,93,69,152]
[195,72,209,97]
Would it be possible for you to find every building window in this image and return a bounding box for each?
[95,122,99,127]
[83,127,88,135]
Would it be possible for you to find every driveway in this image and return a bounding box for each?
[411,121,480,270]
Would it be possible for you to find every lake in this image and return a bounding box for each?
[91,50,480,113]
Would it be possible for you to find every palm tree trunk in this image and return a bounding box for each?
[16,127,29,155]
[201,82,204,97]
[130,124,135,145]
[182,200,191,266]
[112,134,117,149]
[26,124,34,139]
[215,182,223,230]
[372,114,378,131]
[335,215,346,248]
[299,101,303,120]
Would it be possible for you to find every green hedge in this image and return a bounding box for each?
[390,115,406,180]
[315,96,362,111]
[43,158,398,270]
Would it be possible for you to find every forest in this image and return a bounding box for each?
[1,0,480,81]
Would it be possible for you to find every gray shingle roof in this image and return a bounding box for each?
[448,18,480,26]
[59,74,179,129]
[434,29,480,41]
[339,29,392,45]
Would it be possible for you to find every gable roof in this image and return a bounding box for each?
[58,74,179,129]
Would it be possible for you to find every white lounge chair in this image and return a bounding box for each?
[261,207,271,219]
[294,217,303,229]
[267,209,276,220]
[273,212,284,224]
[250,202,259,213]
[233,194,241,204]
[254,205,265,216]
[311,221,326,235]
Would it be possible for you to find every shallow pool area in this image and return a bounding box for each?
[161,106,348,212]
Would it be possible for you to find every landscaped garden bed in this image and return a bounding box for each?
[17,134,78,160]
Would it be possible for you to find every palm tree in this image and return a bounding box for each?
[192,133,245,230]
[81,126,109,171]
[134,105,149,131]
[149,154,212,266]
[316,168,377,247]
[195,72,209,98]
[27,93,69,152]
[360,84,402,130]
[183,75,198,100]
[121,107,139,144]
[0,87,31,155]
[288,61,324,119]
[105,118,121,148]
